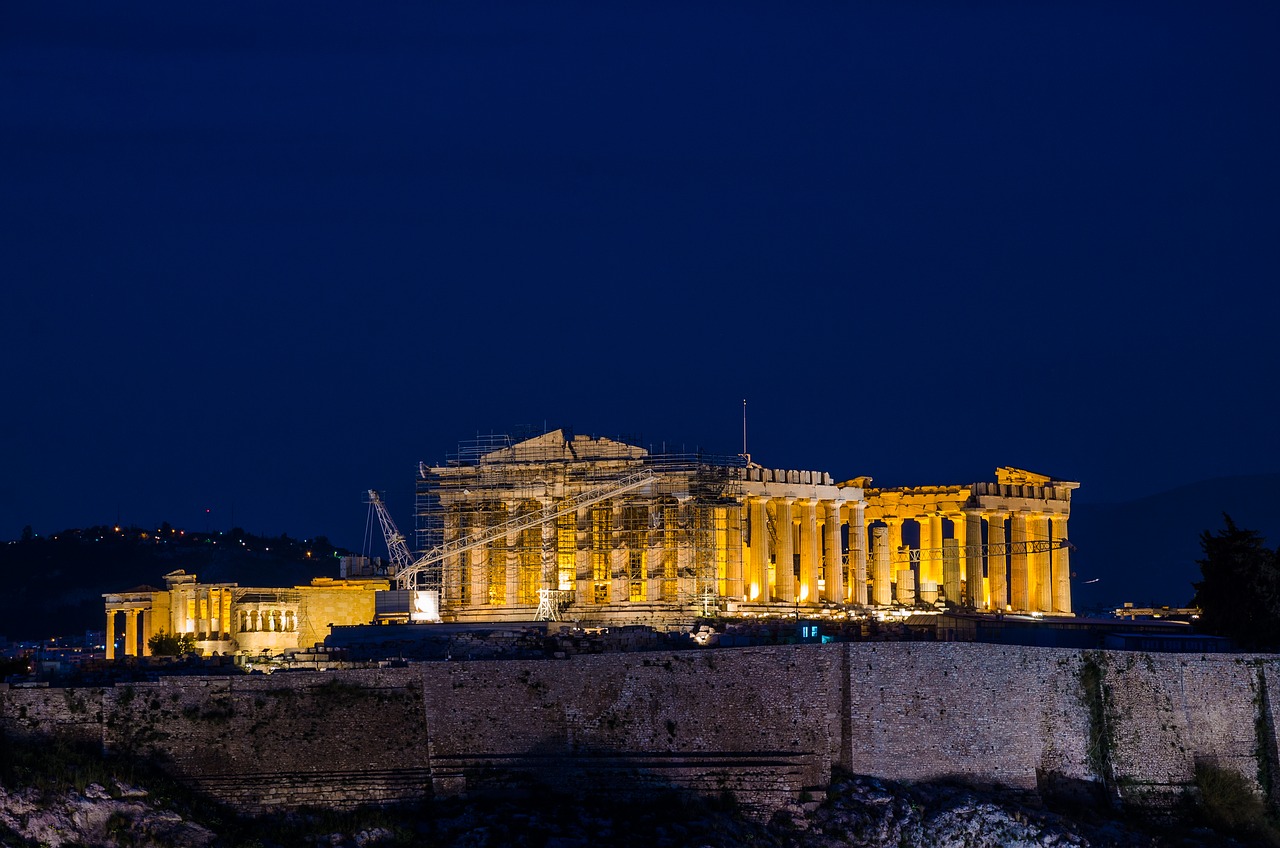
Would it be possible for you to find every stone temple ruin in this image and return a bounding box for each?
[104,428,1077,657]
[393,428,1076,627]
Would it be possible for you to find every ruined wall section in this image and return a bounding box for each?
[1098,653,1266,806]
[0,684,104,747]
[99,668,429,812]
[422,647,842,814]
[843,644,1094,792]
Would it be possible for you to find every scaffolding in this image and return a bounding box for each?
[411,430,744,620]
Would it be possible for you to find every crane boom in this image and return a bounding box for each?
[366,490,414,575]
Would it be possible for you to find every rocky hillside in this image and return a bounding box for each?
[0,760,1268,848]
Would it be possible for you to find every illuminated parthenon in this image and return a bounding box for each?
[411,429,1077,625]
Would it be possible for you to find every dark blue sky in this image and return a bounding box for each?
[3,3,1278,566]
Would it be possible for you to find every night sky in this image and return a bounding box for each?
[4,4,1278,582]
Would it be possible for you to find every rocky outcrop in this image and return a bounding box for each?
[0,781,214,848]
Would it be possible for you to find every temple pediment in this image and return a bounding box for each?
[481,429,647,464]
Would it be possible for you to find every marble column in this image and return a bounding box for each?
[1034,514,1053,612]
[1051,515,1072,613]
[798,499,820,604]
[125,609,138,657]
[676,496,693,601]
[105,610,116,660]
[774,498,795,603]
[917,516,934,587]
[443,508,461,606]
[963,510,985,608]
[725,506,744,602]
[748,496,769,602]
[823,500,845,603]
[540,498,557,592]
[871,525,892,605]
[987,512,1008,611]
[927,514,944,585]
[471,519,488,608]
[504,501,520,606]
[850,502,869,605]
[886,518,903,575]
[942,538,961,605]
[141,609,152,656]
[1010,511,1029,612]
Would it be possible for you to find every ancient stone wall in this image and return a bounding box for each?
[3,644,1279,815]
[421,647,842,813]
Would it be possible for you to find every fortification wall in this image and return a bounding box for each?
[3,644,1278,815]
[98,669,430,811]
[421,647,842,812]
[843,644,1094,791]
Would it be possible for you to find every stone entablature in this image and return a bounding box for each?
[103,571,388,659]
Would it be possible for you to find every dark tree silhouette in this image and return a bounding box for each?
[146,630,197,657]
[1191,515,1280,651]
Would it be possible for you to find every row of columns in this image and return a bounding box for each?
[437,495,1069,614]
[742,496,869,607]
[105,607,150,659]
[870,511,1070,613]
[445,497,717,608]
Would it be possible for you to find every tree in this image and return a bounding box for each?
[147,630,197,657]
[1191,515,1280,651]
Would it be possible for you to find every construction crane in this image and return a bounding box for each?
[366,490,414,575]
[367,468,659,602]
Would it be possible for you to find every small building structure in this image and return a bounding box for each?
[102,570,388,658]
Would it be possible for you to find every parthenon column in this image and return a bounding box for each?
[987,512,1008,611]
[948,514,965,605]
[1033,514,1053,612]
[724,506,744,601]
[917,516,933,587]
[646,503,663,601]
[443,508,459,604]
[798,499,820,604]
[1010,511,1029,612]
[942,538,961,605]
[850,502,868,605]
[105,610,116,660]
[927,514,944,585]
[676,496,693,600]
[470,519,488,608]
[504,500,520,606]
[774,498,795,603]
[539,497,557,591]
[1050,515,1072,613]
[963,510,985,608]
[885,517,903,574]
[748,496,769,602]
[141,609,152,656]
[823,500,845,603]
[871,525,892,605]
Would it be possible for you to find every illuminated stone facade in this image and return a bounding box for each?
[418,430,1078,625]
[102,570,388,659]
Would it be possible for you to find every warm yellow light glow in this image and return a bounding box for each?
[799,586,809,602]
[749,582,760,601]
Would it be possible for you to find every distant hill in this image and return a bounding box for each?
[1069,473,1280,613]
[0,524,357,641]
